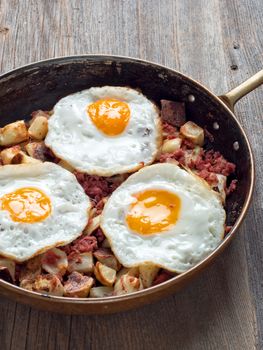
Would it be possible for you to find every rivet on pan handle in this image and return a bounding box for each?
[220,69,263,111]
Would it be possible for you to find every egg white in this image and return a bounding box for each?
[0,162,91,262]
[101,163,226,273]
[45,86,162,176]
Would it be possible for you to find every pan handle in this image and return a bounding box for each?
[219,69,263,111]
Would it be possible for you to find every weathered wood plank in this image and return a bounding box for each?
[0,0,262,349]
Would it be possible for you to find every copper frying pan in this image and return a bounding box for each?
[0,55,262,314]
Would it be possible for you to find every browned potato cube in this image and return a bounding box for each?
[139,264,160,288]
[0,120,28,146]
[19,255,42,282]
[114,274,143,296]
[84,215,101,235]
[180,121,204,146]
[25,141,46,161]
[32,274,64,296]
[67,252,94,274]
[161,138,182,154]
[28,116,48,140]
[29,110,51,125]
[116,266,139,282]
[64,272,94,297]
[0,145,21,164]
[11,151,42,164]
[94,261,116,287]
[93,248,121,271]
[20,279,34,291]
[214,174,227,203]
[89,286,113,298]
[41,248,68,276]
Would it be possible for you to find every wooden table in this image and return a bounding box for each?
[0,1,262,349]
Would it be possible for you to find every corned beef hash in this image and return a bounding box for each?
[0,86,236,298]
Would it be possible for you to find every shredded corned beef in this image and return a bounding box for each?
[41,250,61,266]
[199,150,236,176]
[225,226,233,234]
[153,270,174,286]
[92,228,105,244]
[162,121,179,139]
[74,172,121,203]
[71,235,98,253]
[196,169,218,186]
[226,179,237,195]
[61,235,99,257]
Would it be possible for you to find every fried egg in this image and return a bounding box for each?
[0,162,91,262]
[101,163,225,273]
[45,86,161,176]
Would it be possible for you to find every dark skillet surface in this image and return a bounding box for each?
[0,56,251,227]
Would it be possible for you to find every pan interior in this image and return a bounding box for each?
[0,56,252,227]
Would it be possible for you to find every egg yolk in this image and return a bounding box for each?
[87,98,130,136]
[126,189,181,235]
[1,187,51,223]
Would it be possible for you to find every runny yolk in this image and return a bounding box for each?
[126,189,181,235]
[1,187,51,223]
[87,98,130,136]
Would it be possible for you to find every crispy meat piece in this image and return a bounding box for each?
[161,100,186,127]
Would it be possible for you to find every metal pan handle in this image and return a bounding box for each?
[220,69,263,111]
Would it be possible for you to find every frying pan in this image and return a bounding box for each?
[0,55,262,314]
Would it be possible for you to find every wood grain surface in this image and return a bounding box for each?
[0,0,262,349]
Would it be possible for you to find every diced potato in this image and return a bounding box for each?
[84,215,101,236]
[0,145,21,164]
[0,120,29,146]
[93,248,121,271]
[214,174,227,203]
[41,248,68,276]
[67,252,94,274]
[28,116,48,140]
[58,160,74,172]
[29,110,50,125]
[90,286,113,298]
[32,274,64,296]
[161,138,182,154]
[139,264,160,288]
[19,255,42,282]
[113,274,143,296]
[64,271,94,297]
[180,121,204,146]
[94,261,116,287]
[20,279,34,291]
[25,141,47,161]
[11,151,42,164]
[116,266,139,283]
[0,257,16,282]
